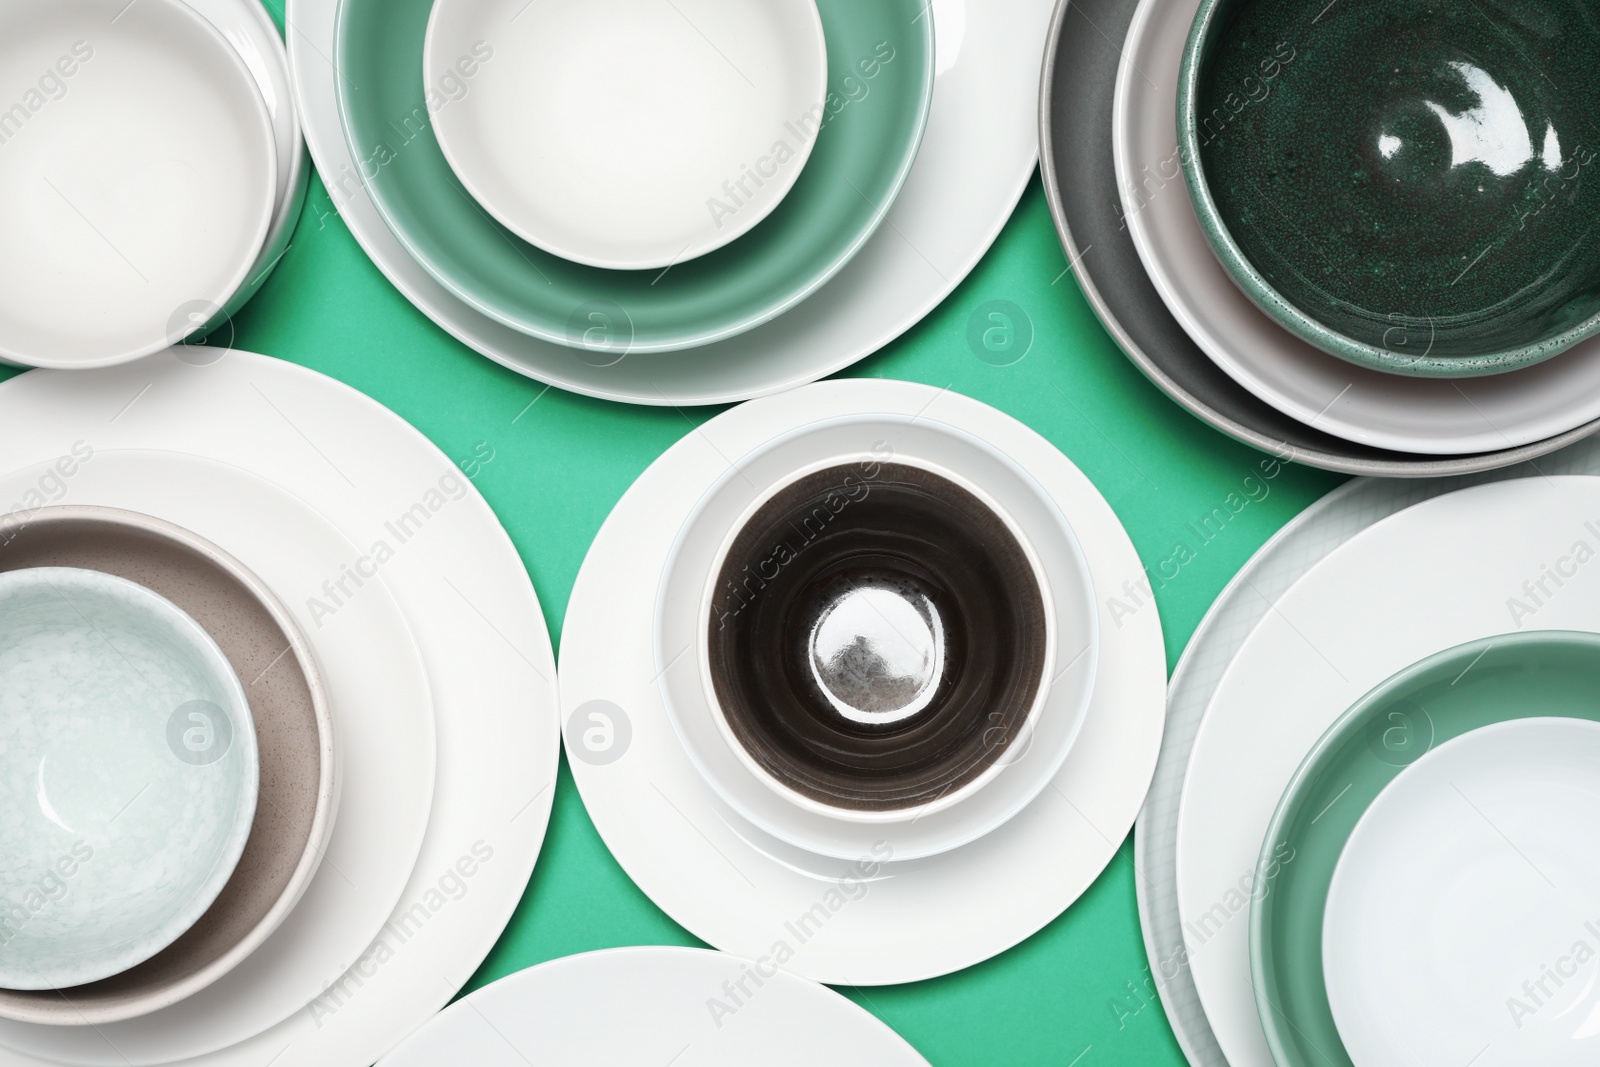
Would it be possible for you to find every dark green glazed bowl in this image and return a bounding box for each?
[1177,0,1600,377]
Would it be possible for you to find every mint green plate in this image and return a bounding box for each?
[1250,631,1600,1067]
[334,0,932,354]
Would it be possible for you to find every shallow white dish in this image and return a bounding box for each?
[0,0,275,369]
[1113,0,1600,456]
[0,351,559,1067]
[1324,717,1600,1067]
[426,0,826,270]
[1134,434,1600,1067]
[0,567,256,991]
[563,379,1165,984]
[656,415,1097,860]
[379,945,928,1066]
[290,0,1051,404]
[0,451,432,1066]
[1176,475,1600,1067]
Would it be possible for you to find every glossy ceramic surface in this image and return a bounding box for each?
[377,947,930,1066]
[707,460,1051,813]
[1322,713,1600,1067]
[0,567,256,991]
[0,0,275,369]
[426,0,827,270]
[0,506,334,1027]
[335,0,931,353]
[1179,0,1600,376]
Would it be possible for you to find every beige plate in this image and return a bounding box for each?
[0,506,337,1025]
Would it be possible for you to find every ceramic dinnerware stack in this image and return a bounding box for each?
[1041,0,1600,476]
[0,350,560,1067]
[291,0,1059,404]
[560,378,1169,985]
[1133,434,1600,1067]
[0,0,306,369]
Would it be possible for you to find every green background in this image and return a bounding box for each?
[3,6,1350,1060]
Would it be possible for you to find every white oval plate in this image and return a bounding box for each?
[0,350,559,1067]
[290,0,1051,404]
[1113,0,1600,456]
[562,379,1165,985]
[1325,717,1600,1067]
[1175,475,1600,1067]
[378,946,929,1066]
[427,0,826,270]
[0,450,433,1066]
[0,0,275,369]
[655,414,1098,861]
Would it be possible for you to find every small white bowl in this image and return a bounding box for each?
[425,0,828,270]
[0,567,258,991]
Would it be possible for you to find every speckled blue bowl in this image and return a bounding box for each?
[0,567,256,990]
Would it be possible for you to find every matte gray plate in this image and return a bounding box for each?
[1036,0,1600,477]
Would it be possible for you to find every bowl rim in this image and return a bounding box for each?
[1174,0,1600,379]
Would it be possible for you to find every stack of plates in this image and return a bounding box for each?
[0,0,306,369]
[1136,433,1600,1067]
[0,350,559,1067]
[288,0,1059,405]
[1040,0,1600,475]
[559,378,1169,984]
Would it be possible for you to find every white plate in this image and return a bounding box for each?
[656,415,1098,861]
[562,379,1165,985]
[0,449,433,1066]
[1325,717,1600,1067]
[184,0,311,330]
[426,0,826,271]
[0,351,559,1067]
[0,0,275,369]
[1113,0,1600,456]
[1176,475,1600,1067]
[289,0,1049,405]
[378,945,930,1066]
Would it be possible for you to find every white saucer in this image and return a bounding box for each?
[0,352,559,1067]
[185,0,310,331]
[1325,718,1600,1067]
[1177,475,1600,1067]
[427,0,826,270]
[1114,0,1600,456]
[0,0,276,369]
[0,450,433,1066]
[1134,433,1600,1067]
[378,945,930,1066]
[289,0,1051,404]
[655,415,1098,861]
[562,379,1165,984]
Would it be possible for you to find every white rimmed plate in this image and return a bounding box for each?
[562,379,1165,984]
[426,0,826,270]
[656,415,1097,861]
[289,0,1050,404]
[1325,717,1600,1067]
[378,946,930,1066]
[0,350,559,1067]
[0,0,275,369]
[1176,475,1600,1067]
[0,449,433,1065]
[1113,0,1600,456]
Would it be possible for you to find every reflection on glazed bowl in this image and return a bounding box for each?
[1178,0,1600,376]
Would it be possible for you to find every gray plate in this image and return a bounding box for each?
[1036,0,1600,477]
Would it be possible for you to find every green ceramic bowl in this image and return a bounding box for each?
[334,0,932,354]
[1178,0,1600,377]
[1250,631,1600,1067]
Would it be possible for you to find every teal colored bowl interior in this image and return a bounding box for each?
[0,567,257,991]
[1178,0,1600,377]
[1249,631,1600,1067]
[334,0,933,354]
